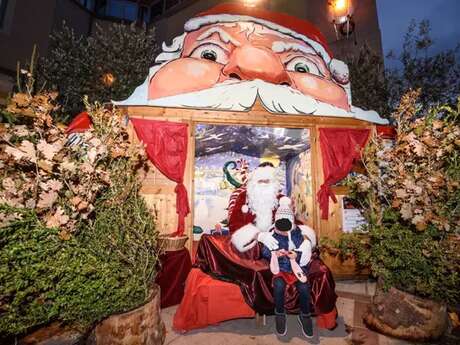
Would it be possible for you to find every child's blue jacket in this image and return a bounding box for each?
[261,227,306,273]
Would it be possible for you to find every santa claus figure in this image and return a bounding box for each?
[117,3,388,125]
[229,163,316,261]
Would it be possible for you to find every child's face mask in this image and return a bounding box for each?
[275,218,292,232]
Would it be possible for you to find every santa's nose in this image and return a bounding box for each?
[223,45,291,85]
[257,179,271,184]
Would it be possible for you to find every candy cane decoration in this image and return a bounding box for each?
[236,158,249,186]
[227,159,250,219]
[227,185,246,219]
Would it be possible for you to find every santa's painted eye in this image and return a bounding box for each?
[295,63,309,73]
[202,50,217,61]
[285,57,322,77]
[190,43,229,65]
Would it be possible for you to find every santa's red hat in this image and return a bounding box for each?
[184,3,334,64]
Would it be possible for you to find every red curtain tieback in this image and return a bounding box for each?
[131,118,190,236]
[317,128,370,219]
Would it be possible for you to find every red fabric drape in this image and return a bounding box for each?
[155,248,192,308]
[317,128,370,219]
[131,118,190,235]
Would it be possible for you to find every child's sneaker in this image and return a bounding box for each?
[275,313,287,336]
[297,313,313,338]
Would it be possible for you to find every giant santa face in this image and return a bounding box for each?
[118,4,388,124]
[149,22,348,110]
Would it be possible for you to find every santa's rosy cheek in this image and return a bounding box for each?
[289,72,350,111]
[149,58,222,99]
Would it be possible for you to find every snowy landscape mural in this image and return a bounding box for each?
[194,124,311,240]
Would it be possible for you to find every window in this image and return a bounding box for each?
[98,0,138,21]
[77,0,96,11]
[0,0,8,29]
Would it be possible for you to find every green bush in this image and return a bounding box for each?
[0,168,159,337]
[330,210,459,304]
[367,218,459,304]
[326,93,460,305]
[0,86,160,337]
[39,22,158,122]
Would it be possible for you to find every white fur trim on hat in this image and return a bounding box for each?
[279,196,291,207]
[329,59,349,85]
[275,197,295,224]
[184,14,331,64]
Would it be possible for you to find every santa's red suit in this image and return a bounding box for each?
[228,189,256,234]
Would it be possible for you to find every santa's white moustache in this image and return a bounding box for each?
[147,79,319,114]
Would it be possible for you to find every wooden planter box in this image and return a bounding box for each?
[19,285,165,345]
[86,285,165,345]
[321,251,370,280]
[364,286,448,341]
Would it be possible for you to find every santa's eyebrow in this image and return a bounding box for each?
[272,41,316,55]
[193,40,230,53]
[197,27,241,47]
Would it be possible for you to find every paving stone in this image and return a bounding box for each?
[354,300,371,328]
[351,327,380,345]
[336,297,355,327]
[378,333,415,345]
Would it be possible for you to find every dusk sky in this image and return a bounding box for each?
[376,0,460,67]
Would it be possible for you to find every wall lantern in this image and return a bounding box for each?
[101,73,116,87]
[328,0,356,39]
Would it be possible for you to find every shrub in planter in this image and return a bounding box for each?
[0,86,160,338]
[326,91,459,340]
[319,233,371,278]
[336,90,460,305]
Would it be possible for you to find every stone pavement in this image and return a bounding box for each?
[161,280,415,345]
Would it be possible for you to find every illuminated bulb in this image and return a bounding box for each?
[243,0,260,7]
[101,73,116,87]
[334,0,348,11]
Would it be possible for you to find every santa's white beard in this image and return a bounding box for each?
[247,181,279,232]
[116,67,388,124]
[148,79,320,114]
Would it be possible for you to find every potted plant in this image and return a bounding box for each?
[332,90,460,341]
[0,65,164,344]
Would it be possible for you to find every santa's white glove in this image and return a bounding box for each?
[257,232,279,250]
[297,239,312,267]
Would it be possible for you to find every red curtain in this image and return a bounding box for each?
[131,118,190,235]
[317,128,370,219]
